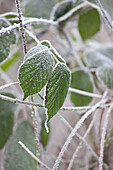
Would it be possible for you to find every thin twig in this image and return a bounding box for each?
[25,28,40,44]
[0,82,19,90]
[31,96,40,169]
[99,104,113,170]
[61,104,112,111]
[69,87,102,98]
[15,0,27,54]
[0,94,44,108]
[0,18,57,35]
[67,111,98,170]
[95,0,113,30]
[52,98,108,170]
[18,141,51,170]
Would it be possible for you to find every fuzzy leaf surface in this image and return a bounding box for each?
[85,45,113,68]
[4,121,37,170]
[0,93,17,149]
[25,0,57,19]
[96,66,113,90]
[19,48,54,99]
[0,19,16,63]
[45,63,70,121]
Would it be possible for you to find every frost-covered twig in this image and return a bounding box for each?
[0,82,19,90]
[67,111,98,170]
[57,2,88,24]
[58,113,107,169]
[95,0,113,30]
[99,104,113,170]
[18,141,51,170]
[0,94,44,108]
[59,27,86,71]
[25,28,40,44]
[52,98,108,170]
[15,0,27,54]
[31,96,40,169]
[69,87,102,98]
[0,18,57,35]
[61,104,111,111]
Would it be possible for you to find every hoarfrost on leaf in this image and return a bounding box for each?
[45,62,71,121]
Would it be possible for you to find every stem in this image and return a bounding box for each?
[52,98,108,170]
[99,104,113,170]
[0,94,44,108]
[31,96,40,169]
[18,141,51,170]
[95,0,113,30]
[15,0,27,54]
[69,87,102,98]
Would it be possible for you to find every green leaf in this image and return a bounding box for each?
[25,0,57,19]
[96,66,113,90]
[70,69,93,106]
[19,46,54,99]
[0,52,21,71]
[24,44,48,60]
[0,19,16,63]
[41,40,65,63]
[78,8,101,40]
[3,121,37,170]
[0,93,17,150]
[51,0,73,21]
[85,45,113,68]
[45,63,71,121]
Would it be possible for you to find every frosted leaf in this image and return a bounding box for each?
[85,45,113,68]
[3,121,37,170]
[45,63,71,121]
[0,19,16,63]
[24,44,48,60]
[19,50,54,99]
[0,93,17,149]
[51,0,73,21]
[96,66,113,90]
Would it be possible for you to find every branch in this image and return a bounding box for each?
[15,0,27,54]
[52,98,108,170]
[0,94,44,108]
[99,104,113,170]
[18,141,51,170]
[95,0,113,30]
[0,18,57,35]
[69,87,102,98]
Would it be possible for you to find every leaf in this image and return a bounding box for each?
[41,40,65,63]
[51,0,73,21]
[45,63,71,121]
[78,8,101,40]
[85,45,113,68]
[24,0,57,19]
[70,69,93,106]
[0,19,16,63]
[24,44,48,60]
[19,46,54,99]
[3,121,37,170]
[96,66,113,90]
[0,93,17,150]
[0,52,21,71]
